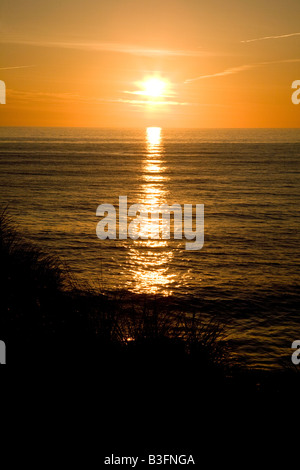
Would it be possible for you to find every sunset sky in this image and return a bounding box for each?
[0,0,299,127]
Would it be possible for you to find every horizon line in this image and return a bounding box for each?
[0,125,299,129]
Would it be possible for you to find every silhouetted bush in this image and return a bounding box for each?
[0,210,231,374]
[1,209,299,393]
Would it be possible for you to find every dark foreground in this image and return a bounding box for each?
[0,210,299,396]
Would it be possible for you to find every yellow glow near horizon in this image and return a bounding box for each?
[1,2,300,127]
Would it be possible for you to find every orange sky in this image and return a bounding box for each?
[0,0,300,127]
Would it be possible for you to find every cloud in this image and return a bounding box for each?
[185,58,300,83]
[7,89,92,103]
[241,32,300,43]
[1,38,211,58]
[0,65,35,71]
[104,98,191,106]
[6,89,191,107]
[123,90,176,98]
[185,64,255,83]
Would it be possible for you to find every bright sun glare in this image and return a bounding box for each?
[143,78,166,98]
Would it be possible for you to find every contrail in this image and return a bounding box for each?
[0,65,35,71]
[185,58,300,83]
[0,39,211,58]
[241,32,300,43]
[185,64,255,83]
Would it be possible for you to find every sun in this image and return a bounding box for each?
[128,76,170,101]
[142,78,166,98]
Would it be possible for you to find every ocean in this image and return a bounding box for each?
[0,127,299,369]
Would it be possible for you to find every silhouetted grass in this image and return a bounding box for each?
[0,209,299,393]
[0,210,230,372]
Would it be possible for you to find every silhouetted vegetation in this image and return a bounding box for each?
[0,209,299,393]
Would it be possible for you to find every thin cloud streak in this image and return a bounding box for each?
[123,90,176,98]
[241,32,300,43]
[185,58,300,83]
[7,89,191,106]
[105,98,228,107]
[7,89,85,103]
[185,64,255,83]
[105,98,191,106]
[0,65,35,71]
[1,39,211,58]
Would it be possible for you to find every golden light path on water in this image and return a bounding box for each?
[127,127,176,295]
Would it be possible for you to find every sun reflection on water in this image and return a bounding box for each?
[126,127,177,295]
[146,126,162,148]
